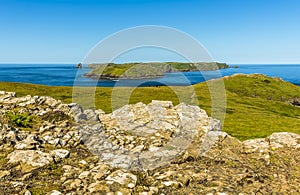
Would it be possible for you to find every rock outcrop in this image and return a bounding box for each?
[289,97,300,106]
[80,100,222,171]
[0,91,299,194]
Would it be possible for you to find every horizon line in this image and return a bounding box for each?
[0,62,300,65]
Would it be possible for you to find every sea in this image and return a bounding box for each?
[0,64,299,87]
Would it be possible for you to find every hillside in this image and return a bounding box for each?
[1,74,300,141]
[83,62,229,79]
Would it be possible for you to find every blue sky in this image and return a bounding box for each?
[0,0,300,64]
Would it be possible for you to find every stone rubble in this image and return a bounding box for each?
[0,91,299,194]
[80,100,221,171]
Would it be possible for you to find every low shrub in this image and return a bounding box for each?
[4,112,33,128]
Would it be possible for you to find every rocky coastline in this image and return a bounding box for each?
[83,74,164,81]
[0,91,299,194]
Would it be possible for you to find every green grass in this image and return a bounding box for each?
[85,62,229,78]
[1,74,300,141]
[86,63,166,78]
[167,62,229,71]
[223,74,300,101]
[0,82,73,103]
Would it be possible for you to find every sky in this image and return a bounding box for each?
[0,0,300,64]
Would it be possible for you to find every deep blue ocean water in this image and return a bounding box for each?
[0,64,299,87]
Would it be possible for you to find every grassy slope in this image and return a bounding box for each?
[85,62,229,78]
[221,74,300,140]
[1,74,299,141]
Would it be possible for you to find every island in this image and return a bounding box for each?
[83,62,229,80]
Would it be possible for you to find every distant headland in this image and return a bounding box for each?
[83,62,229,80]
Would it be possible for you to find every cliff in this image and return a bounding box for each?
[0,91,299,194]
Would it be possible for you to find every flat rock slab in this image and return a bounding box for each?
[7,150,52,168]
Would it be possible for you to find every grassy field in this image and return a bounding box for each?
[1,74,300,141]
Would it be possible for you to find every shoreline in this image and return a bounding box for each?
[82,74,164,80]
